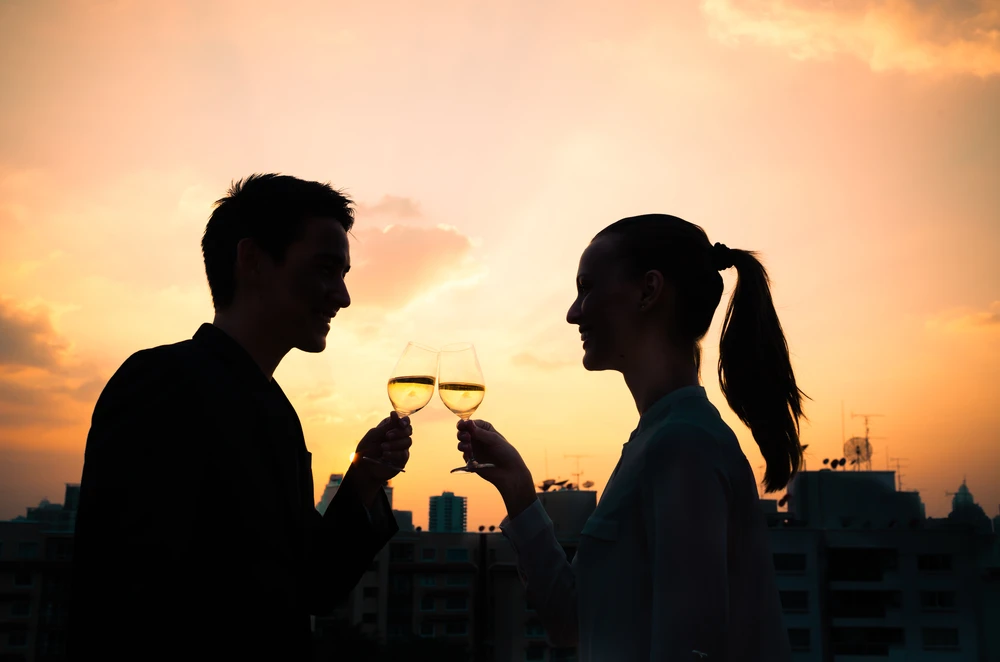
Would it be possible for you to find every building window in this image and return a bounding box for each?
[922,628,959,651]
[389,543,414,562]
[9,630,28,647]
[446,621,467,636]
[831,627,904,656]
[526,621,546,638]
[421,547,437,562]
[447,548,469,562]
[420,622,434,637]
[779,591,808,613]
[773,553,806,573]
[420,574,436,586]
[787,628,810,652]
[828,548,898,581]
[550,648,576,661]
[918,554,952,572]
[920,591,957,611]
[447,574,469,586]
[525,645,546,661]
[446,596,468,611]
[14,571,33,587]
[830,591,902,619]
[11,601,30,617]
[17,542,39,559]
[421,596,435,611]
[363,586,379,599]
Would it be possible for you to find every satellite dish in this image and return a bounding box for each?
[583,480,595,489]
[844,437,872,469]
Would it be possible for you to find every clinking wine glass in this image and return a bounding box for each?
[438,343,492,473]
[374,342,439,473]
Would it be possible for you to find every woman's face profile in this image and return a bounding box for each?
[566,236,644,372]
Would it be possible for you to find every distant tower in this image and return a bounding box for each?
[946,479,992,533]
[317,474,344,515]
[428,492,467,533]
[318,474,391,514]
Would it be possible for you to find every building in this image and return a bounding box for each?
[429,492,467,533]
[317,474,393,515]
[0,484,77,662]
[317,485,597,661]
[769,470,999,661]
[316,473,344,515]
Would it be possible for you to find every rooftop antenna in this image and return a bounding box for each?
[887,456,909,491]
[849,412,885,471]
[564,454,592,488]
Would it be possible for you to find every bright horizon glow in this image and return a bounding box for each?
[1,1,998,529]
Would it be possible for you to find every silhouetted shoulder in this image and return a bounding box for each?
[88,339,202,449]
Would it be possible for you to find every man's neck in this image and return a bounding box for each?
[212,310,287,380]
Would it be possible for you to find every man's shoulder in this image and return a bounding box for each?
[97,337,208,406]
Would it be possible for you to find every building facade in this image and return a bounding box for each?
[429,492,468,534]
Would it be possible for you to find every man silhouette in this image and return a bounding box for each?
[69,174,410,661]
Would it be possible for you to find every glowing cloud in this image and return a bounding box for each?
[702,0,1000,77]
[347,224,479,309]
[926,300,1000,332]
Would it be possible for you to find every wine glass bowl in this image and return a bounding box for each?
[387,343,439,417]
[438,343,492,473]
[369,342,439,473]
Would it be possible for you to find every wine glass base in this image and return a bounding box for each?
[363,456,406,473]
[450,460,495,473]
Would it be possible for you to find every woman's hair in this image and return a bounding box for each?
[595,214,806,492]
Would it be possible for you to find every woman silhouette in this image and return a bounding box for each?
[457,214,802,661]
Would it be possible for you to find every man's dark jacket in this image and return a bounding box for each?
[69,323,397,660]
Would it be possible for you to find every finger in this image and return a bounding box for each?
[386,427,413,440]
[381,439,412,452]
[381,449,409,465]
[457,441,472,454]
[472,419,495,432]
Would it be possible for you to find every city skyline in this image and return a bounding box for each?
[1,0,998,530]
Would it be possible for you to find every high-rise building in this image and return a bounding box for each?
[317,474,343,515]
[317,474,392,515]
[429,492,467,533]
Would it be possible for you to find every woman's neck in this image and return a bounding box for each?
[622,341,699,415]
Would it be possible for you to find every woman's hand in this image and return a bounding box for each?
[457,419,537,518]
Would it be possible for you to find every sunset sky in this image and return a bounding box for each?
[1,0,998,529]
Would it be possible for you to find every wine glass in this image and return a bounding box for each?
[438,343,492,473]
[372,342,438,473]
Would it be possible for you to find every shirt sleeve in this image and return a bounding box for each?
[303,469,397,614]
[641,432,732,661]
[501,499,580,647]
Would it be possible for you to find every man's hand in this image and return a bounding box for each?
[346,411,412,505]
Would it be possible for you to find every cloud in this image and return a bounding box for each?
[0,298,106,430]
[347,224,479,308]
[701,0,1000,77]
[926,300,1000,332]
[511,352,578,371]
[0,298,67,369]
[356,195,423,219]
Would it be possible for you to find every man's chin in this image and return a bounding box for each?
[297,334,328,354]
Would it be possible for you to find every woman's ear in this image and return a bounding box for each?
[639,269,667,310]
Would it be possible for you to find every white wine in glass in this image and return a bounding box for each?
[372,342,438,473]
[438,343,492,473]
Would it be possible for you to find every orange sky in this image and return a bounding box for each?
[1,0,998,528]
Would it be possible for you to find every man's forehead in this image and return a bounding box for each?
[300,217,350,255]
